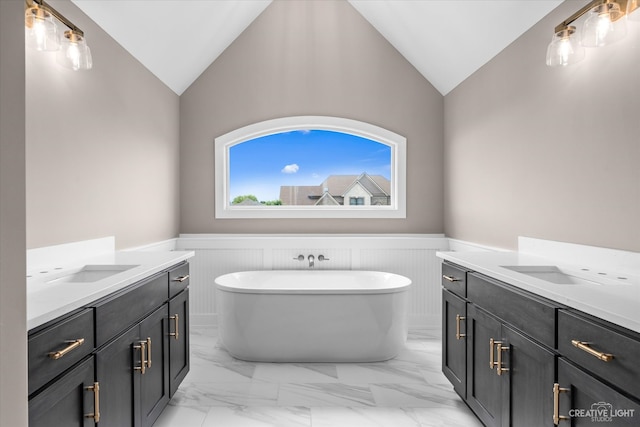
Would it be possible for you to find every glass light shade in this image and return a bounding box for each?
[628,0,640,22]
[581,2,628,47]
[57,31,93,71]
[546,27,585,67]
[25,6,60,51]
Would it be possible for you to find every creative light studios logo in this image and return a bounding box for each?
[569,402,636,423]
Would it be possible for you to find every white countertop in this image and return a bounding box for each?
[436,250,640,334]
[27,250,194,330]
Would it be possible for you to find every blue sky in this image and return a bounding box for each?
[229,130,391,202]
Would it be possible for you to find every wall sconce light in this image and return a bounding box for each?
[25,0,92,70]
[546,0,638,67]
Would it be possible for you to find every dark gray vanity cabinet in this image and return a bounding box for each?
[442,289,467,398]
[28,308,95,396]
[28,308,98,427]
[97,305,170,427]
[28,356,97,427]
[441,262,469,401]
[442,262,559,427]
[96,323,140,427]
[92,269,171,427]
[554,310,640,426]
[169,288,190,397]
[139,305,171,427]
[28,261,190,427]
[556,359,640,426]
[465,303,503,426]
[500,324,555,427]
[167,263,191,396]
[467,312,555,427]
[442,261,640,427]
[466,272,559,427]
[465,302,556,427]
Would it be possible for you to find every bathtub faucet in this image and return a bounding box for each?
[308,254,315,268]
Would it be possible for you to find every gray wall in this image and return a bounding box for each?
[26,0,181,250]
[444,0,640,251]
[0,1,28,425]
[179,0,444,234]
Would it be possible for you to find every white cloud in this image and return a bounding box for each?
[281,164,300,174]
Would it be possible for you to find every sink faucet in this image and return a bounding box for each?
[308,254,315,268]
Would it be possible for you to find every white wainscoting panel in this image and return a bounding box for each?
[359,249,442,326]
[177,234,449,327]
[188,249,263,324]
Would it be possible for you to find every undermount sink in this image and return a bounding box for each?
[501,265,603,285]
[47,265,138,284]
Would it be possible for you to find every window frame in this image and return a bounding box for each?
[214,116,406,219]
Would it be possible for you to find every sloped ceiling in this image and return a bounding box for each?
[71,0,564,96]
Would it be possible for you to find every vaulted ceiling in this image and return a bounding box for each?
[71,0,564,96]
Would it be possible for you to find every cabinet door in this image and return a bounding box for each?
[442,289,466,398]
[466,304,503,427]
[169,289,190,397]
[501,326,555,427]
[139,305,170,427]
[96,325,141,427]
[556,358,640,426]
[29,357,96,427]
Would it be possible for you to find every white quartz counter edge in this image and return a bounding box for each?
[27,250,195,330]
[436,251,640,334]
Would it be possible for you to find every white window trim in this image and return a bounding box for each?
[214,116,407,219]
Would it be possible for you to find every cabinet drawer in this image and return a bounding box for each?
[468,272,559,348]
[558,310,640,399]
[442,262,467,298]
[28,308,94,395]
[168,263,190,298]
[93,272,167,347]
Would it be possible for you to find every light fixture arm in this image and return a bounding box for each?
[553,0,630,33]
[26,0,84,36]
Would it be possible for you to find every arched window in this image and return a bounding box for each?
[214,116,406,218]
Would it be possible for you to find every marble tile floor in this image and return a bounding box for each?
[153,326,482,427]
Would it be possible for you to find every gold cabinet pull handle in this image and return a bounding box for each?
[489,338,496,369]
[455,314,466,340]
[134,341,147,375]
[48,338,85,360]
[553,383,570,425]
[146,337,152,369]
[443,275,460,282]
[496,342,509,376]
[172,275,190,283]
[169,314,180,340]
[489,338,494,369]
[489,339,503,370]
[84,382,100,423]
[571,340,614,362]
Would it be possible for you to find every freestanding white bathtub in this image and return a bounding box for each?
[214,270,412,362]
